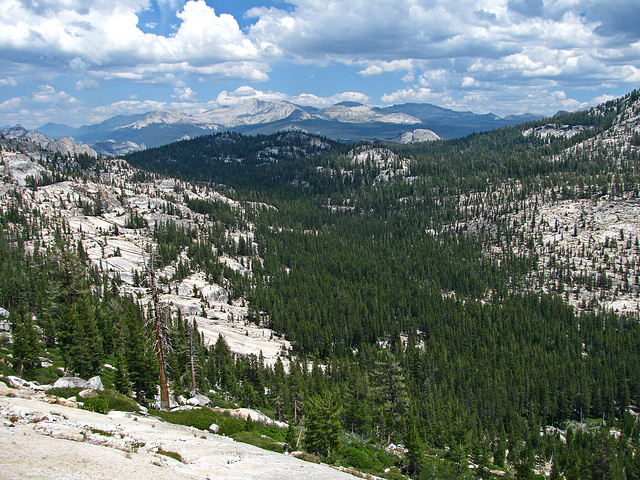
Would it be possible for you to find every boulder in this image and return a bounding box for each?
[86,376,104,391]
[6,376,30,389]
[208,423,219,434]
[187,394,211,407]
[201,284,229,306]
[0,381,11,396]
[53,377,88,389]
[153,395,178,410]
[177,395,187,405]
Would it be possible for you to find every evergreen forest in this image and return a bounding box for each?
[2,90,640,479]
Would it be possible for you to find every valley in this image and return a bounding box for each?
[1,91,640,479]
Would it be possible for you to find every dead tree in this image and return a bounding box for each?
[146,249,171,411]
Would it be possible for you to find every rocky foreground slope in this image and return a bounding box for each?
[0,381,356,480]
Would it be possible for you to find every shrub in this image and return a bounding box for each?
[47,387,83,398]
[157,447,183,463]
[149,407,245,434]
[98,389,139,412]
[82,397,109,414]
[340,445,377,471]
[258,424,287,442]
[231,431,284,453]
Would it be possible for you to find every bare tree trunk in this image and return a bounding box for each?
[149,251,170,411]
[189,328,196,396]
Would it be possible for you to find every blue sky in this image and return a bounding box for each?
[1,0,639,128]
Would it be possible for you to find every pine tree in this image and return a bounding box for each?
[303,392,342,458]
[10,311,41,378]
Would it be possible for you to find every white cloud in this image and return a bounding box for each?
[76,78,100,90]
[461,77,477,88]
[32,85,78,105]
[1,0,639,126]
[0,97,22,111]
[0,0,274,85]
[0,77,18,87]
[593,93,618,105]
[358,60,415,77]
[381,87,440,104]
[173,86,195,101]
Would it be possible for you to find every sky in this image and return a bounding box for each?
[1,0,639,129]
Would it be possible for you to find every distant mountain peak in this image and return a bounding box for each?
[33,97,548,156]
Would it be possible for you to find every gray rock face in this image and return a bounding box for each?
[53,376,103,391]
[0,319,10,332]
[187,394,211,407]
[53,377,88,389]
[6,376,31,389]
[86,376,104,391]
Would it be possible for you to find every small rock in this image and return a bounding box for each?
[78,389,98,399]
[209,423,219,434]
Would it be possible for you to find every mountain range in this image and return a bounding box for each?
[34,99,544,156]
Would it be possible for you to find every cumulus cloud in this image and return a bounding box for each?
[76,78,100,90]
[381,84,590,116]
[173,86,196,101]
[32,85,78,105]
[0,77,18,87]
[358,60,415,77]
[0,0,274,84]
[1,0,639,126]
[246,0,640,111]
[0,97,22,111]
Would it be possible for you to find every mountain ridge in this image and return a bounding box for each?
[33,99,544,156]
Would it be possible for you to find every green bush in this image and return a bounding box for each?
[258,424,287,442]
[47,387,83,398]
[150,407,220,430]
[339,445,378,471]
[98,389,139,412]
[231,430,284,453]
[82,397,110,414]
[157,447,184,463]
[150,406,247,435]
[217,415,247,436]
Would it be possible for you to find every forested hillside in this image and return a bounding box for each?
[2,91,640,479]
